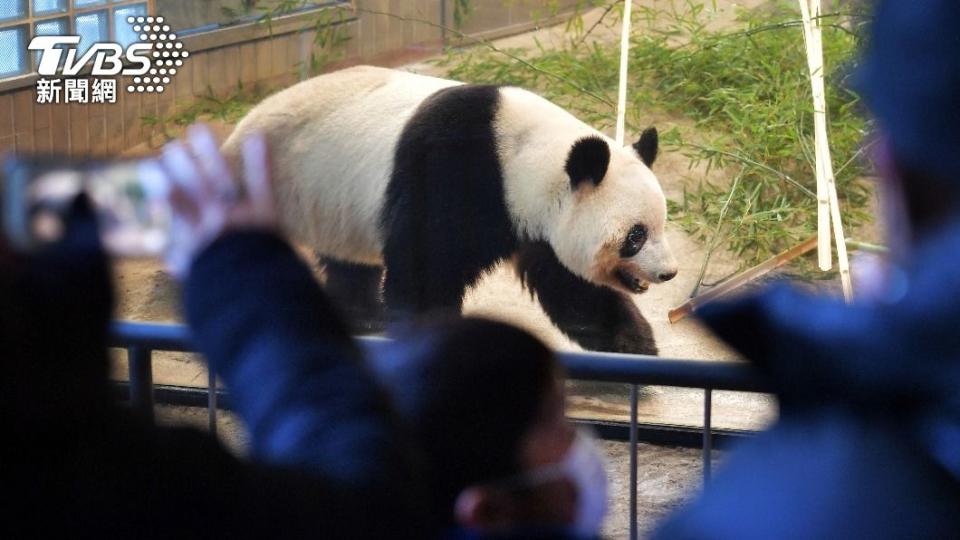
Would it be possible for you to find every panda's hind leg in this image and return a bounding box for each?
[514,241,658,356]
[319,255,386,335]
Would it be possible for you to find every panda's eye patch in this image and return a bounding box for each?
[620,225,647,257]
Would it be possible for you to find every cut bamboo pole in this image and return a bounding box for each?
[614,0,632,146]
[846,239,887,254]
[668,236,819,323]
[798,0,832,272]
[798,0,853,301]
[828,169,854,300]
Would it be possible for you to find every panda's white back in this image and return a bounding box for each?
[224,65,461,265]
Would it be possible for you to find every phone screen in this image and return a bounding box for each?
[3,156,170,257]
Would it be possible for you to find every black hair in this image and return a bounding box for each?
[372,317,559,526]
[890,159,960,242]
[2,195,114,428]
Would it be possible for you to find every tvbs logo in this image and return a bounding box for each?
[29,16,188,104]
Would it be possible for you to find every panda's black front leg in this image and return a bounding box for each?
[381,243,486,321]
[514,241,658,356]
[319,256,387,335]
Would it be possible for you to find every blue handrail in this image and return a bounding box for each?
[109,320,768,391]
[108,319,769,540]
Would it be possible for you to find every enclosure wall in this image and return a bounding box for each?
[0,0,580,158]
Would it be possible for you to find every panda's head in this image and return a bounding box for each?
[549,128,678,294]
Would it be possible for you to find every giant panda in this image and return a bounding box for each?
[222,65,678,355]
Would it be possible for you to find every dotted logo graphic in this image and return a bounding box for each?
[126,16,189,94]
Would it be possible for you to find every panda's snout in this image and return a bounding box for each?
[647,240,679,284]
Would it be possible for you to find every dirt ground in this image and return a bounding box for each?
[115,1,832,537]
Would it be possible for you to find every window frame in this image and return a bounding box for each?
[0,1,352,93]
[0,0,154,80]
[177,2,353,54]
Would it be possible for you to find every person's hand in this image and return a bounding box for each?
[160,123,277,279]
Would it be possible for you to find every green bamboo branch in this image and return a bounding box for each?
[572,1,619,48]
[691,167,744,298]
[678,142,817,199]
[354,5,616,107]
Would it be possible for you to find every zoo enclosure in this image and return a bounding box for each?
[110,320,773,540]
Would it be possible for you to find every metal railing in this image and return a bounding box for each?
[109,320,773,540]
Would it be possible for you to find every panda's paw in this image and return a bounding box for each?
[613,331,658,356]
[563,323,658,356]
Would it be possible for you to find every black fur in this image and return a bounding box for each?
[515,241,657,355]
[381,85,516,316]
[565,136,611,189]
[319,255,386,335]
[375,84,658,355]
[633,127,659,167]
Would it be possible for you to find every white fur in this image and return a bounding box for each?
[493,87,676,286]
[223,66,459,264]
[224,66,676,287]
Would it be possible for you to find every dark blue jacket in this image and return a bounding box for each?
[182,230,430,537]
[653,221,960,539]
[185,231,424,497]
[1,204,428,539]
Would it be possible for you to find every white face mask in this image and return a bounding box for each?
[515,429,610,536]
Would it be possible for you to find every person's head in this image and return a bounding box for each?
[0,231,11,272]
[1,194,114,422]
[372,318,607,536]
[858,0,960,258]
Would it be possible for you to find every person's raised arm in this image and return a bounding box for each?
[160,125,425,524]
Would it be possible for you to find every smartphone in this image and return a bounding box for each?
[2,155,170,257]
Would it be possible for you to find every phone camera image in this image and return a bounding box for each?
[85,160,170,257]
[3,157,170,257]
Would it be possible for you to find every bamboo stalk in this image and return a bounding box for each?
[846,239,887,254]
[614,0,632,146]
[799,0,854,300]
[828,169,854,300]
[668,236,819,324]
[798,0,832,272]
[812,0,853,301]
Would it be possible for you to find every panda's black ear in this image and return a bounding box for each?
[566,136,610,190]
[633,127,658,168]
